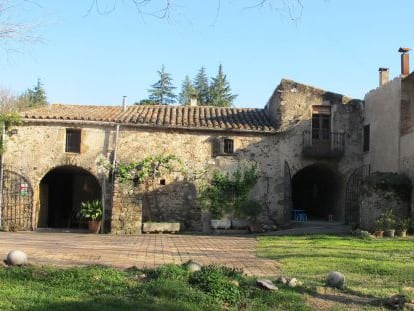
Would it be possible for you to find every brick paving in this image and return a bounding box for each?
[0,231,278,276]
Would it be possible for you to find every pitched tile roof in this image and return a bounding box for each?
[21,104,276,133]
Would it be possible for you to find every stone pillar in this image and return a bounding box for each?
[111,182,142,234]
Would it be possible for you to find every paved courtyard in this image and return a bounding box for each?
[0,231,278,276]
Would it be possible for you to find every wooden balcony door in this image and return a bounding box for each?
[311,107,331,152]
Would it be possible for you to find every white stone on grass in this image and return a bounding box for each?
[256,279,278,291]
[287,277,298,288]
[186,261,202,273]
[326,271,345,289]
[6,250,28,266]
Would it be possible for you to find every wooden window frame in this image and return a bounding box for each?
[65,129,81,153]
[212,137,235,157]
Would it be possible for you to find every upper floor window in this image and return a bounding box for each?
[212,137,235,157]
[363,125,370,152]
[311,105,331,141]
[223,139,234,154]
[65,129,81,153]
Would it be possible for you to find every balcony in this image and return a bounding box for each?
[302,130,345,159]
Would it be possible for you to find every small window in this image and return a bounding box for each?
[65,129,81,153]
[212,137,235,157]
[363,125,370,152]
[223,139,234,154]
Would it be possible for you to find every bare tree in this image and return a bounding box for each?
[0,0,42,53]
[88,0,304,21]
[0,88,24,113]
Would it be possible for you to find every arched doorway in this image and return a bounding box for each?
[38,166,101,228]
[291,164,341,221]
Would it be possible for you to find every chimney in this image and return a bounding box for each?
[398,47,411,76]
[378,67,389,86]
[122,96,127,111]
[189,94,197,107]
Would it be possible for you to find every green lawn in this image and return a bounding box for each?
[0,263,307,311]
[1,235,413,310]
[258,235,414,309]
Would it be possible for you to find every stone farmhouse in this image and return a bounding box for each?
[1,48,412,234]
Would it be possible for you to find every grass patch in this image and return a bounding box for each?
[258,235,414,303]
[0,263,306,311]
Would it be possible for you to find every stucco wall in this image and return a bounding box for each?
[363,77,401,172]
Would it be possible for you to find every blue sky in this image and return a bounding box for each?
[0,0,413,108]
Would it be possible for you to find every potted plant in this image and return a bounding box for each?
[80,200,103,233]
[382,209,397,238]
[396,218,410,237]
[198,174,231,230]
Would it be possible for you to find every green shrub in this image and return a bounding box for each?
[198,164,259,219]
[146,264,189,281]
[237,199,263,220]
[363,172,412,200]
[189,265,245,304]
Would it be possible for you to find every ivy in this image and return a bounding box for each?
[114,154,183,185]
[0,113,22,155]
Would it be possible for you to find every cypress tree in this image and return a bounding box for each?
[20,78,48,108]
[148,65,177,105]
[193,66,210,105]
[209,64,237,107]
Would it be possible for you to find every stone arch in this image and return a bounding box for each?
[38,165,102,228]
[291,163,342,221]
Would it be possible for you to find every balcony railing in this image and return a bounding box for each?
[303,130,345,158]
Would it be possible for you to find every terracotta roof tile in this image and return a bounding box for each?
[21,104,276,133]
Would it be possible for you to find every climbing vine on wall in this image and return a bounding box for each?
[198,163,259,219]
[0,113,22,154]
[115,154,183,184]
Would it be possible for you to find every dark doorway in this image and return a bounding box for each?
[291,164,341,220]
[39,166,101,228]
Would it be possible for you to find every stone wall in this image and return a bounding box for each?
[360,190,410,232]
[114,127,283,228]
[4,123,112,229]
[265,79,364,222]
[4,121,286,233]
[111,182,142,235]
[3,79,366,233]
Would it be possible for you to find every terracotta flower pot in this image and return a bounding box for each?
[396,229,407,237]
[374,230,384,237]
[88,220,101,234]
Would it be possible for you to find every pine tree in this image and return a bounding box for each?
[179,75,196,105]
[148,65,177,105]
[209,64,237,107]
[20,78,48,108]
[193,66,210,105]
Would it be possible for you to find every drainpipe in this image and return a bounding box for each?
[112,124,120,181]
[107,123,120,233]
[0,122,4,227]
[101,175,106,234]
